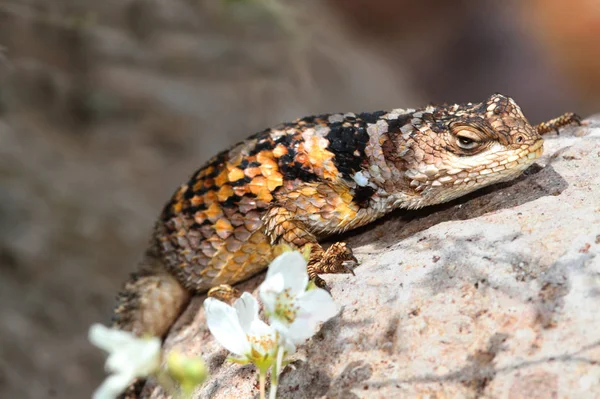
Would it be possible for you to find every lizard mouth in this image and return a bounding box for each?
[520,138,544,164]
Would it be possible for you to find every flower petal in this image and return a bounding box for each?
[296,288,338,324]
[259,272,285,313]
[105,337,161,376]
[265,251,308,295]
[204,298,251,356]
[89,324,136,353]
[247,318,275,340]
[233,292,259,333]
[277,288,338,344]
[275,317,313,344]
[92,372,135,399]
[270,318,303,348]
[133,338,162,376]
[277,332,297,355]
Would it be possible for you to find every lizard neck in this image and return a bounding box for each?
[351,108,424,211]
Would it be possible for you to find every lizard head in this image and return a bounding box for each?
[394,94,543,208]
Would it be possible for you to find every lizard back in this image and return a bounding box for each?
[156,113,374,291]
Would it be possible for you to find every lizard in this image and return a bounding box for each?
[110,94,579,393]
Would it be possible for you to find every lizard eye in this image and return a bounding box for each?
[455,132,481,150]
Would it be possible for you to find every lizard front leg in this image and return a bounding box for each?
[535,112,582,135]
[263,181,360,284]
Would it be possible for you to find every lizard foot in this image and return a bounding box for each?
[307,242,358,281]
[207,284,241,304]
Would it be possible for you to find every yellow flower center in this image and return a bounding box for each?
[247,334,276,354]
[274,288,299,323]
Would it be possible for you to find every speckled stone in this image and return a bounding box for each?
[146,119,600,399]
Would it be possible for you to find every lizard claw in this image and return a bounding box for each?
[312,275,331,293]
[341,257,358,276]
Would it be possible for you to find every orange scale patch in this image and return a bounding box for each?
[272,144,288,158]
[335,202,358,221]
[199,166,215,178]
[193,179,204,192]
[248,176,267,195]
[259,160,278,178]
[171,200,183,214]
[233,185,250,197]
[205,202,223,221]
[191,195,204,207]
[217,185,234,202]
[300,186,318,196]
[244,167,262,178]
[257,191,273,202]
[256,150,274,164]
[339,189,354,204]
[307,138,332,164]
[266,172,283,191]
[301,137,338,179]
[214,218,234,239]
[322,164,340,180]
[296,152,309,165]
[228,168,245,182]
[204,191,217,203]
[248,176,273,202]
[215,169,229,187]
[194,211,207,225]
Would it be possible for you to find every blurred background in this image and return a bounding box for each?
[0,0,599,397]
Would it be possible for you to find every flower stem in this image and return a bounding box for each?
[259,369,267,399]
[269,346,285,399]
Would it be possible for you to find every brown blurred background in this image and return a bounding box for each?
[0,0,599,398]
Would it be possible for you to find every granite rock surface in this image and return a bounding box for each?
[145,119,600,398]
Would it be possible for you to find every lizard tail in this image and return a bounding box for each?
[112,247,191,338]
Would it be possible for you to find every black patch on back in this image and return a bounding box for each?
[221,194,243,208]
[353,185,376,208]
[325,123,370,179]
[386,113,412,133]
[290,162,319,182]
[278,146,319,182]
[357,110,386,124]
[230,176,252,187]
[183,186,197,199]
[274,133,294,147]
[248,138,276,156]
[204,167,220,179]
[238,158,250,169]
[182,205,202,215]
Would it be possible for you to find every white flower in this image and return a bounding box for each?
[88,324,161,399]
[259,251,338,345]
[204,292,286,371]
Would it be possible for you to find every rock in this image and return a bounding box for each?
[145,118,600,399]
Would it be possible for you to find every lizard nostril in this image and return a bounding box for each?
[516,135,524,143]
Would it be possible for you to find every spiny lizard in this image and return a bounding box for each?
[111,94,579,349]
